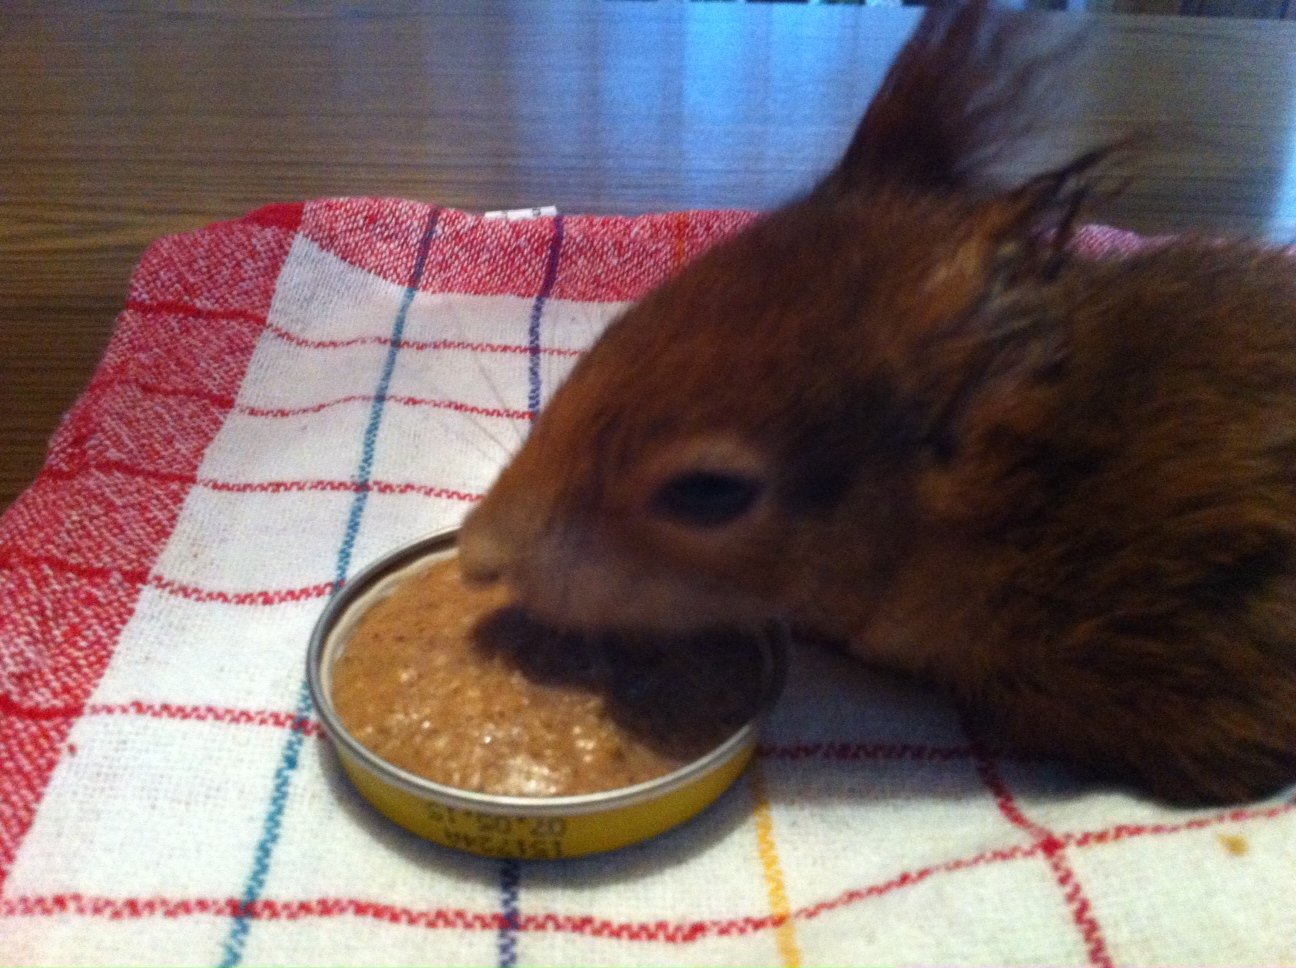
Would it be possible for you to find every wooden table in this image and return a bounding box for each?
[3,1,1295,512]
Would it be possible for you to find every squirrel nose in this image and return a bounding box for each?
[457,509,511,585]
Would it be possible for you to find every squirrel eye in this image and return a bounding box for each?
[651,472,763,528]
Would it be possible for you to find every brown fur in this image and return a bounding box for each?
[459,0,1296,805]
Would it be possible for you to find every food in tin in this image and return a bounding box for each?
[330,558,765,797]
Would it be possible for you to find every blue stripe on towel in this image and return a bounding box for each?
[497,858,523,967]
[218,208,441,968]
[527,216,566,419]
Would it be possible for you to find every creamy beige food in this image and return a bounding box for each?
[330,557,765,797]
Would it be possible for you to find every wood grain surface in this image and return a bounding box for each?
[3,1,1295,511]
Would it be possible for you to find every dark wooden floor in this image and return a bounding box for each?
[3,1,1296,512]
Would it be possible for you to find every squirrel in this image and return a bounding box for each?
[459,0,1296,806]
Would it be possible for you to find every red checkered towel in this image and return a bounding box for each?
[1,199,1292,967]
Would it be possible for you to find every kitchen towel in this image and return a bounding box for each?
[1,198,1292,967]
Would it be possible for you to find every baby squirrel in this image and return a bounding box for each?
[459,0,1296,805]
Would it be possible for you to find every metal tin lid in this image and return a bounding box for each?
[307,527,788,817]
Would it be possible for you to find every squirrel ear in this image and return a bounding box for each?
[915,146,1112,311]
[972,145,1119,284]
[825,0,1083,196]
[907,152,1114,477]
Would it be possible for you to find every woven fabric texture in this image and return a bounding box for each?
[0,199,1292,967]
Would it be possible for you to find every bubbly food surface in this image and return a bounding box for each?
[330,557,765,797]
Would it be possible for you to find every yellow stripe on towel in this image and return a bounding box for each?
[749,759,802,968]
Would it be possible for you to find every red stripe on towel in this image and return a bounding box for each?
[237,394,532,422]
[29,456,485,504]
[0,207,303,890]
[0,696,325,738]
[264,320,582,357]
[973,748,1114,968]
[0,752,1288,947]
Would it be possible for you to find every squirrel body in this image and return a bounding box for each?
[460,1,1296,804]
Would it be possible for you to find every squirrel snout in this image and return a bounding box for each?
[456,509,511,585]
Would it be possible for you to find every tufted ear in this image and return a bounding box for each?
[873,147,1116,508]
[974,145,1117,285]
[904,144,1114,343]
[823,0,1087,198]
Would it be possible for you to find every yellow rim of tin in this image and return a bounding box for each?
[307,527,788,859]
